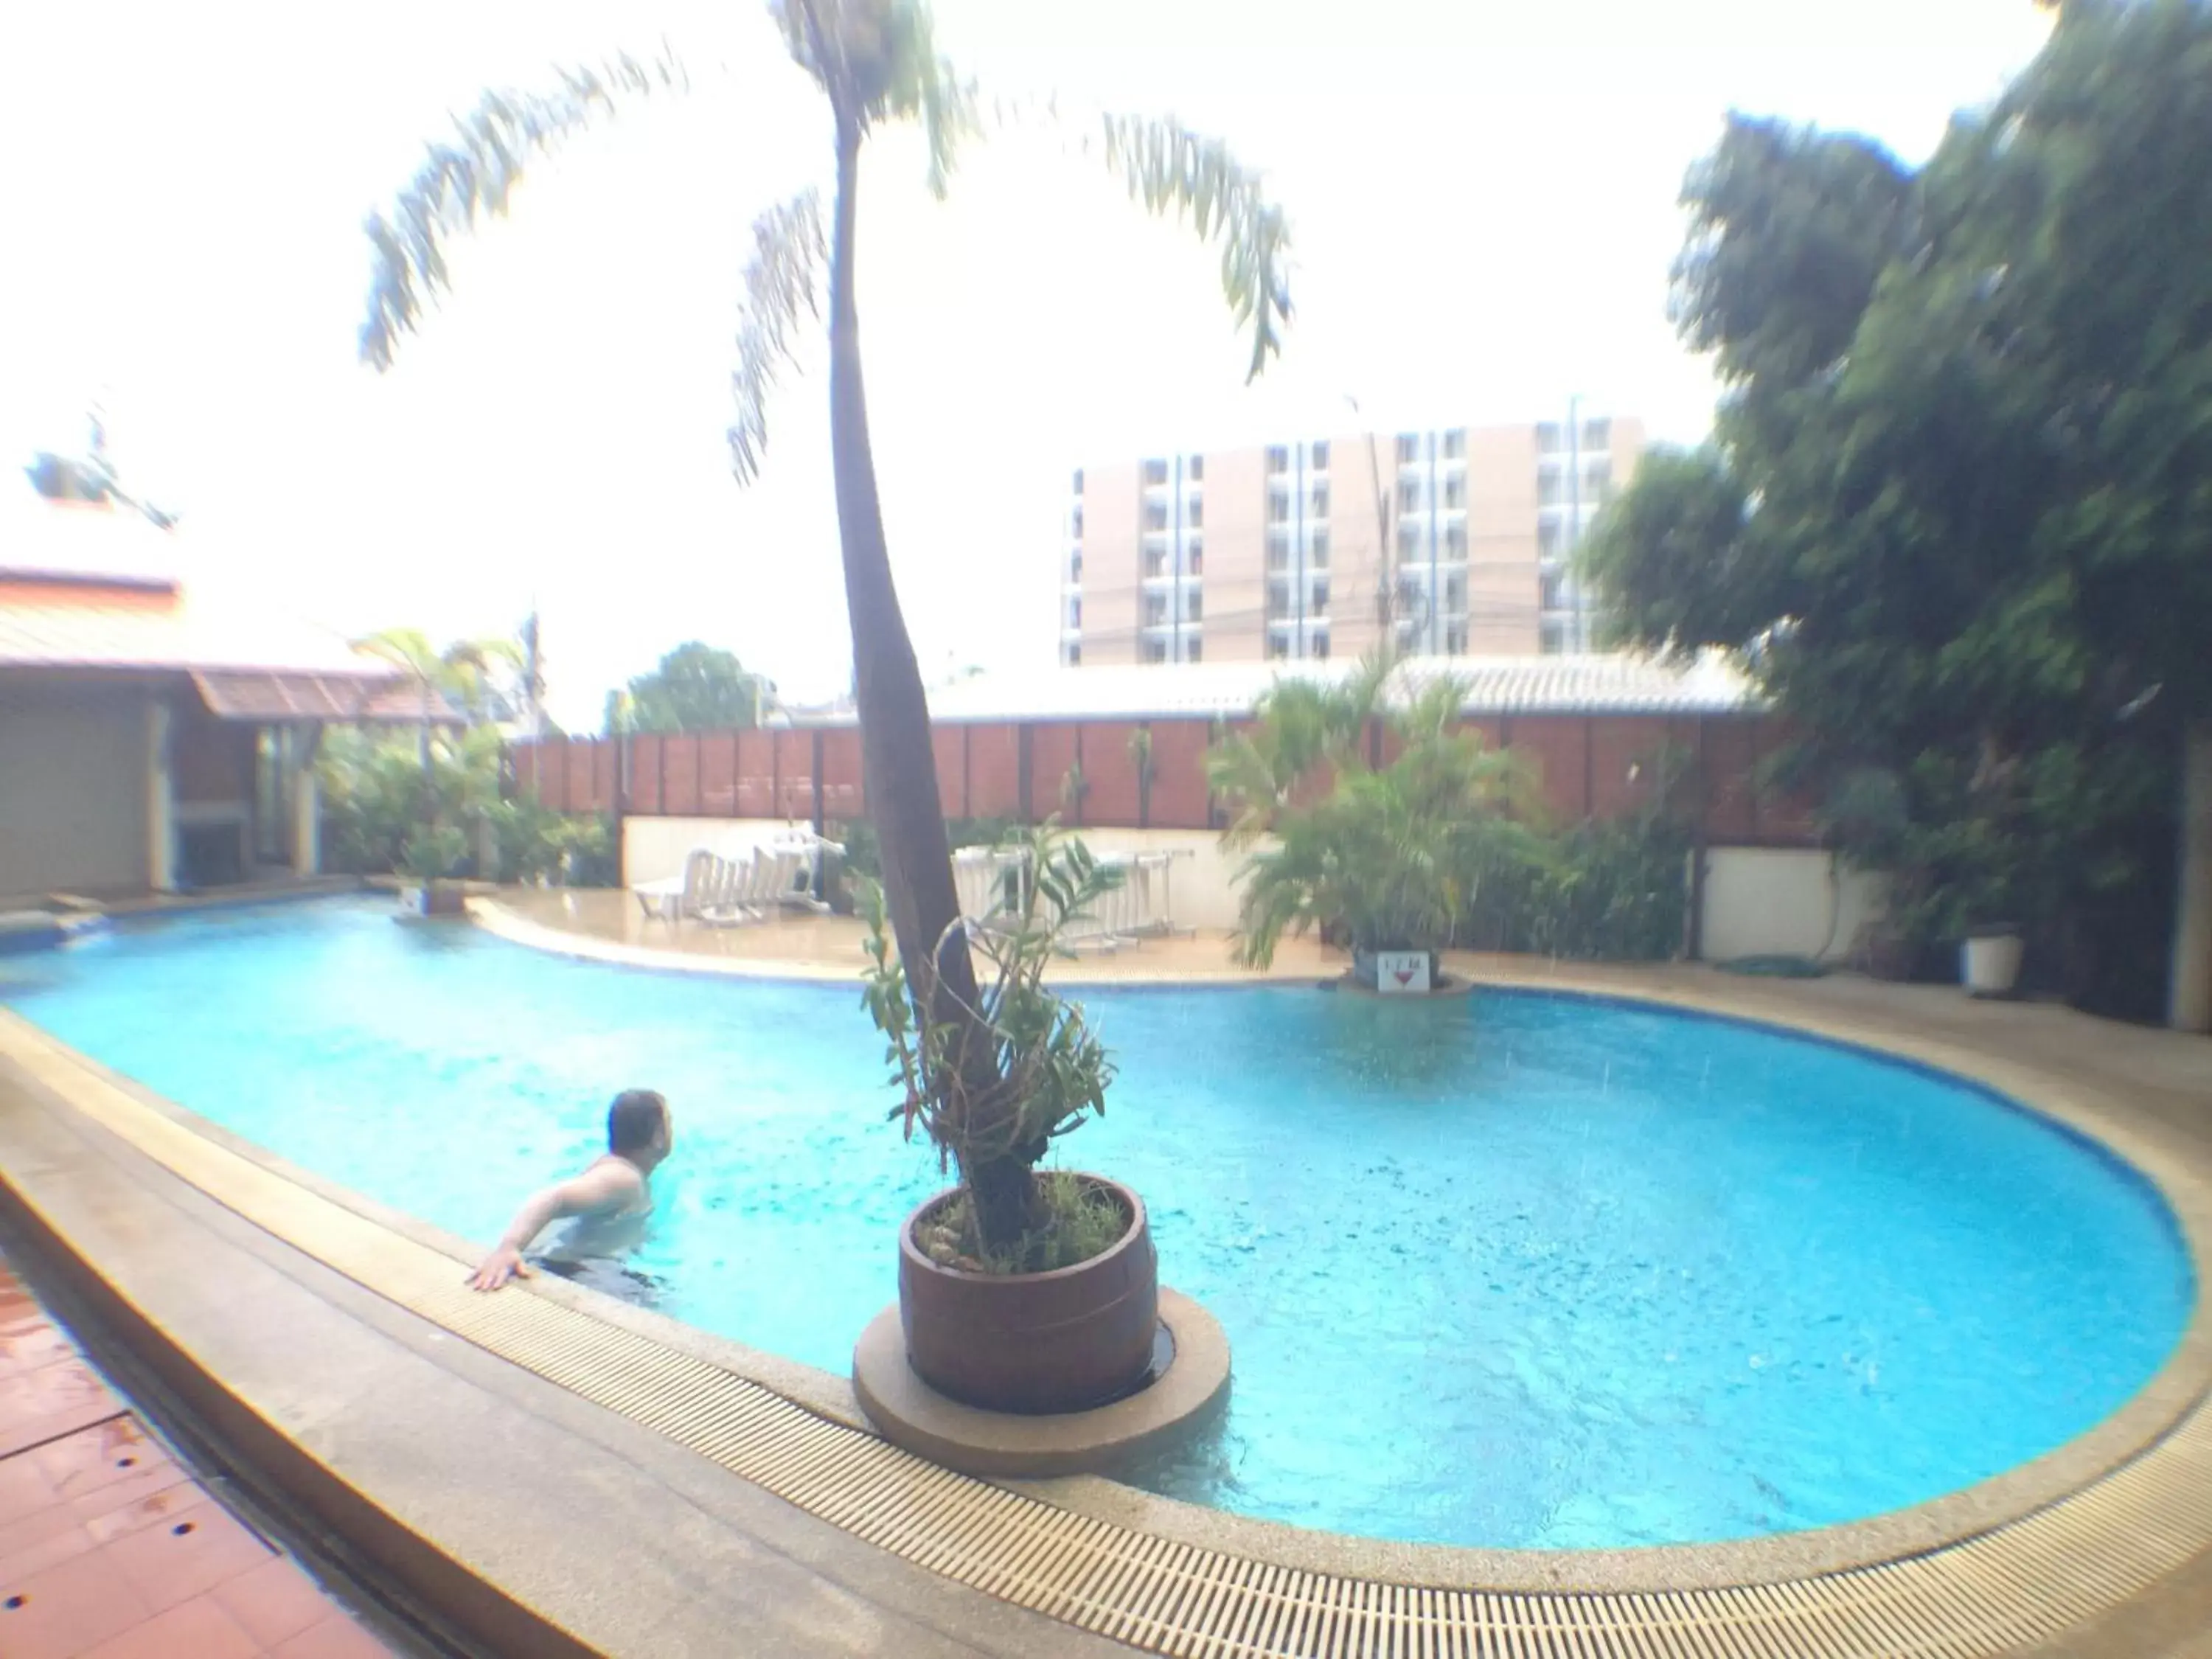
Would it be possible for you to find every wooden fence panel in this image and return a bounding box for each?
[933,727,968,820]
[1145,720,1214,830]
[1079,721,1144,828]
[1508,717,1592,822]
[967,726,1022,821]
[630,736,663,815]
[815,728,863,823]
[734,729,776,818]
[1029,724,1080,824]
[1702,717,1761,844]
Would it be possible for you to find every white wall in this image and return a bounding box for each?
[0,686,151,900]
[622,816,819,888]
[623,817,1875,963]
[1699,847,1884,964]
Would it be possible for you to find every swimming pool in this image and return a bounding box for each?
[0,897,2191,1551]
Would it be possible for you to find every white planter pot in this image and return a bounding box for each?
[1961,933,2023,998]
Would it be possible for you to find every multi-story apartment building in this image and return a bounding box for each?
[1060,413,1644,666]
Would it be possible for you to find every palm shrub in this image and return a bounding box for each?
[1214,669,1548,968]
[858,823,1123,1270]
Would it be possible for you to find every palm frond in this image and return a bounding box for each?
[1093,114,1293,383]
[359,46,685,369]
[726,189,829,485]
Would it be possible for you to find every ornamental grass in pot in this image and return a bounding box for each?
[859,824,1157,1414]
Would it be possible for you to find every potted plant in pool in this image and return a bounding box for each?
[859,823,1154,1413]
[1210,667,1546,987]
[397,824,471,916]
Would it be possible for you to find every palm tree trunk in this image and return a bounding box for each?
[825,117,1032,1246]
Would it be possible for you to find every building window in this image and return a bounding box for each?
[1585,458,1612,492]
[1540,619,1566,654]
[1189,538,1204,574]
[1444,522,1467,557]
[1143,457,1168,486]
[1072,505,1083,538]
[1266,445,1289,474]
[1187,593,1203,623]
[1145,594,1169,625]
[1313,630,1331,660]
[1444,574,1465,611]
[1396,433,1419,464]
[1397,521,1422,557]
[1267,633,1290,661]
[1444,428,1466,460]
[1397,479,1420,512]
[1065,642,1082,666]
[1310,528,1330,568]
[1267,581,1292,622]
[1187,498,1203,529]
[1310,440,1329,470]
[1445,624,1467,654]
[1312,580,1329,617]
[1539,518,1565,558]
[1145,546,1167,578]
[1144,500,1169,531]
[1267,489,1290,524]
[1541,571,1566,611]
[1583,417,1611,449]
[1069,597,1082,627]
[1070,552,1083,582]
[1312,482,1330,517]
[1267,528,1290,571]
[1188,455,1204,482]
[1539,476,1565,507]
[1536,421,1563,454]
[1072,468,1084,495]
[1444,476,1466,510]
[1144,638,1168,664]
[1187,639,1203,664]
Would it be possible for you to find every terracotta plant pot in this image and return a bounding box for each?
[897,1175,1158,1415]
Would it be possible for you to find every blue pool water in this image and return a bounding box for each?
[0,898,2191,1549]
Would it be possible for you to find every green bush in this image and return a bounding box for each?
[1467,818,1690,961]
[319,728,614,886]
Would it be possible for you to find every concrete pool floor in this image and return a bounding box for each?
[0,886,2208,1655]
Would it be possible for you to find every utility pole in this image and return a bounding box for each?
[1348,394,1395,655]
[1567,394,1584,653]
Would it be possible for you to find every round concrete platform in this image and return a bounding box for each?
[852,1287,1231,1478]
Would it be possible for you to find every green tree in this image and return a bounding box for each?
[616,641,764,733]
[355,1,1293,1247]
[1582,1,2212,1015]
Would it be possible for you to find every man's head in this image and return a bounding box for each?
[607,1089,672,1173]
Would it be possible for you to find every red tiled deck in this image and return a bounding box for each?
[0,1258,401,1659]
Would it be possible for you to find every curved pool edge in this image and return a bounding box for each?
[4,936,2212,1655]
[467,900,2212,1590]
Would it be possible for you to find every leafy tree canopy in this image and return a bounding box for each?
[1582,0,2212,1013]
[613,641,765,734]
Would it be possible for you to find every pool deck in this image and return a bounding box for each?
[0,1251,409,1659]
[0,886,2209,1655]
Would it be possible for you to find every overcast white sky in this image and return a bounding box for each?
[1,0,2050,728]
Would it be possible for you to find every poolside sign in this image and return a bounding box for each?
[1374,950,1430,994]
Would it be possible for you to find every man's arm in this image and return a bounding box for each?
[467,1163,639,1291]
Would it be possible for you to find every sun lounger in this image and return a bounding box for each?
[633,848,714,921]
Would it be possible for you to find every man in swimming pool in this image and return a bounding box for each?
[467,1089,674,1292]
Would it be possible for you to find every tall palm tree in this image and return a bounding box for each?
[355,0,1293,1247]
